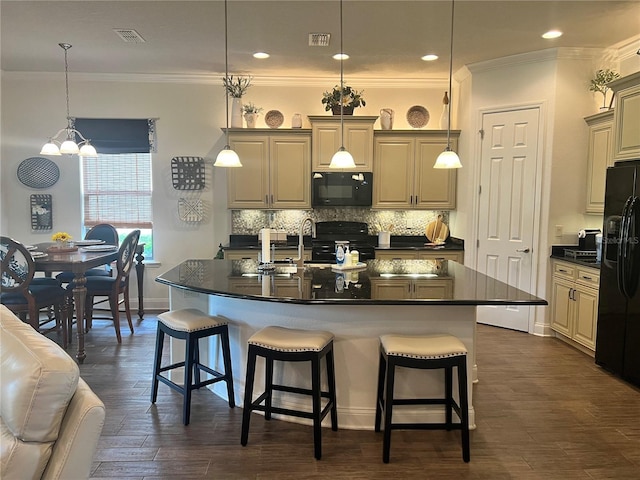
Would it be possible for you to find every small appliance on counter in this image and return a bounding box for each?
[577,228,601,251]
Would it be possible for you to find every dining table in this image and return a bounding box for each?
[32,241,145,363]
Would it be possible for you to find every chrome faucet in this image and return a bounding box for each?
[295,217,315,268]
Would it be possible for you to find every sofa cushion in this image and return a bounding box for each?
[0,305,79,478]
[1,417,52,480]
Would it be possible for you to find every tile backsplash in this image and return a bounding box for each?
[231,209,449,236]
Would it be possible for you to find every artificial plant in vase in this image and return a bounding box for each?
[589,69,620,111]
[242,102,263,128]
[321,85,366,115]
[223,75,253,127]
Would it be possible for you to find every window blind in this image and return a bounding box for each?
[74,118,152,154]
[82,153,152,228]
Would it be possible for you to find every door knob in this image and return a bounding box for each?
[516,247,531,253]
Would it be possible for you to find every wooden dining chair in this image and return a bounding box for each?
[78,230,140,343]
[0,236,70,346]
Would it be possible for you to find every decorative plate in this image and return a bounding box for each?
[171,156,205,190]
[406,105,430,128]
[74,239,105,246]
[81,245,118,252]
[17,157,60,189]
[265,110,284,129]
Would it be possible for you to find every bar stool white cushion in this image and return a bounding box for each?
[248,326,334,352]
[381,334,467,359]
[157,308,227,333]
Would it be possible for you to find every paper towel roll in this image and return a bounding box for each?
[260,228,271,264]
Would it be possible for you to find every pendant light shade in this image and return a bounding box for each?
[329,0,356,169]
[214,0,242,168]
[40,43,97,158]
[434,0,462,169]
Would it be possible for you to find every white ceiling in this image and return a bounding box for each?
[2,1,639,81]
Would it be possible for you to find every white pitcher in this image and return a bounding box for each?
[380,108,394,130]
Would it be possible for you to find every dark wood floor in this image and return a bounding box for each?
[54,314,640,479]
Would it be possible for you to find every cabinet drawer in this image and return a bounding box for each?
[575,268,600,288]
[553,262,576,279]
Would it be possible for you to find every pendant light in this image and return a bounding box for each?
[329,0,356,169]
[40,43,97,157]
[434,0,462,169]
[214,0,242,167]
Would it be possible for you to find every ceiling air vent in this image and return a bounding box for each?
[309,33,331,47]
[113,28,146,43]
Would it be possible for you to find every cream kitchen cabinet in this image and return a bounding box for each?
[371,277,453,300]
[610,71,640,162]
[308,116,377,171]
[227,130,311,209]
[584,111,614,214]
[373,131,459,210]
[375,249,463,262]
[550,260,600,353]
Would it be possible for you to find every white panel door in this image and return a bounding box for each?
[476,108,540,332]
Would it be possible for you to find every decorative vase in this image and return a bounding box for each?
[244,112,257,128]
[380,108,394,130]
[292,113,302,128]
[331,105,354,115]
[439,92,450,130]
[231,98,243,128]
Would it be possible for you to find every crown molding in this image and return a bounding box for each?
[2,70,448,89]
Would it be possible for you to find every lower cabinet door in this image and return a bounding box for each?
[573,286,599,350]
[551,278,573,337]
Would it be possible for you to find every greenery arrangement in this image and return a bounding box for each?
[321,85,366,111]
[223,75,252,98]
[242,102,263,114]
[589,69,620,108]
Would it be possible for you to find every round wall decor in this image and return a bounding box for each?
[17,157,60,189]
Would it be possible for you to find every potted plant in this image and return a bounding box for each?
[321,85,366,115]
[589,69,620,111]
[223,75,252,127]
[242,102,263,128]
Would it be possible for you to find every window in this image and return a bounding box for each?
[76,118,156,259]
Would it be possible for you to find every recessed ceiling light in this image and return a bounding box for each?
[421,54,439,61]
[542,30,563,39]
[333,53,349,60]
[253,52,270,59]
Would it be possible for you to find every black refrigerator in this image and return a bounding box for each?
[595,159,640,387]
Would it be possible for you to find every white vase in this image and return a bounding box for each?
[244,112,257,128]
[231,98,243,128]
[439,92,450,130]
[292,113,302,128]
[380,108,394,130]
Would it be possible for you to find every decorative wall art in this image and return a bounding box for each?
[17,157,60,189]
[171,156,205,190]
[30,194,53,231]
[178,198,204,223]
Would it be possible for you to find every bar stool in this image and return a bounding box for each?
[240,326,338,460]
[151,308,235,425]
[374,333,470,463]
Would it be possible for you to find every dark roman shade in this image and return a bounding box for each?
[74,118,152,154]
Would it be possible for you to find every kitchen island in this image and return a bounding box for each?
[156,259,546,430]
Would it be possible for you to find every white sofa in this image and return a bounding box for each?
[0,304,105,479]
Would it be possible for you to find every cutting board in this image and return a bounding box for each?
[425,215,449,244]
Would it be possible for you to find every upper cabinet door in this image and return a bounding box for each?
[228,136,270,208]
[610,72,640,162]
[585,111,614,214]
[309,116,377,171]
[270,135,311,209]
[372,136,414,208]
[414,137,457,210]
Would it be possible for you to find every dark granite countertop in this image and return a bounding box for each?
[156,258,546,306]
[550,245,601,269]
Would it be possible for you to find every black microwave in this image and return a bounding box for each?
[312,171,373,207]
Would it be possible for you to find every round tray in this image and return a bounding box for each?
[265,110,284,128]
[46,245,79,253]
[17,157,60,189]
[406,105,430,128]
